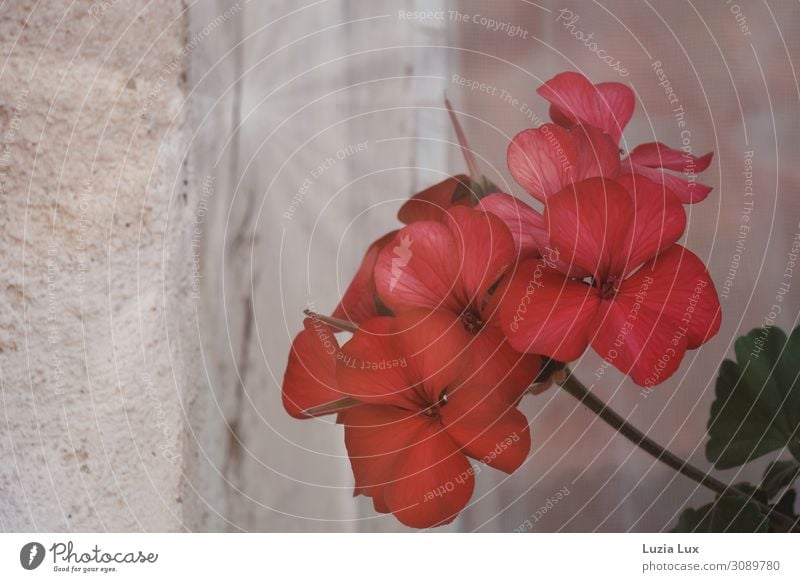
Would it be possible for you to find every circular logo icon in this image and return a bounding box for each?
[19,542,45,570]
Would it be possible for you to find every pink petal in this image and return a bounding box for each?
[374,221,461,313]
[538,72,635,143]
[444,206,516,306]
[625,165,714,204]
[573,124,622,180]
[626,142,713,173]
[508,124,578,202]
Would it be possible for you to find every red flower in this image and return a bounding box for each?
[336,310,531,528]
[522,72,713,205]
[499,176,721,386]
[538,71,635,144]
[373,205,540,401]
[332,176,477,326]
[620,142,714,204]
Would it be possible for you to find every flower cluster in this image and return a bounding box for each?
[282,71,721,528]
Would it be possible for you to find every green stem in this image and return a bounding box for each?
[559,371,799,532]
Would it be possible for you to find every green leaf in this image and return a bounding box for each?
[761,460,800,500]
[707,325,800,469]
[672,491,770,533]
[672,495,769,533]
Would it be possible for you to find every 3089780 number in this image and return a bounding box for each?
[729,560,780,571]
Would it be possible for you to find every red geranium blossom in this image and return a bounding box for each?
[336,310,531,528]
[373,205,540,401]
[499,176,721,386]
[511,72,714,205]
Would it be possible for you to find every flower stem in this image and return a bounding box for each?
[559,371,799,532]
[444,95,482,184]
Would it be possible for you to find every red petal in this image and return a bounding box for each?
[595,82,636,142]
[545,177,634,279]
[336,311,469,410]
[383,422,474,528]
[441,376,531,474]
[477,192,548,259]
[374,221,461,313]
[340,405,426,507]
[573,124,621,180]
[336,317,422,409]
[625,165,714,204]
[538,72,634,143]
[590,292,688,387]
[507,124,578,202]
[626,142,713,173]
[444,206,516,306]
[332,230,397,325]
[499,259,600,361]
[282,318,347,418]
[616,173,686,271]
[459,321,540,406]
[397,175,474,224]
[391,310,470,408]
[628,245,721,350]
